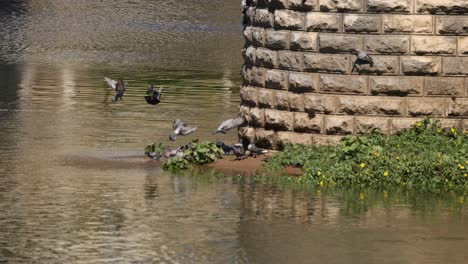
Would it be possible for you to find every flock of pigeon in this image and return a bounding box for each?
[103,77,268,161]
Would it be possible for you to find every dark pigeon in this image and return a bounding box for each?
[144,85,163,105]
[248,142,268,158]
[104,77,127,102]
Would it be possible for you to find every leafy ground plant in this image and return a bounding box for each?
[265,118,468,193]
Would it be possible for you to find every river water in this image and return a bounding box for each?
[0,1,467,263]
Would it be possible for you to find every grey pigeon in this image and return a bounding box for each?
[169,119,198,141]
[232,143,247,160]
[214,117,245,134]
[104,77,128,102]
[352,51,374,73]
[248,142,268,158]
[144,85,163,105]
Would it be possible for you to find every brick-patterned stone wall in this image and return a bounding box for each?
[239,0,468,149]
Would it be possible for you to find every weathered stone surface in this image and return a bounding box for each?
[319,34,363,53]
[291,32,318,51]
[425,78,464,96]
[288,92,304,111]
[265,29,290,49]
[407,98,446,117]
[365,35,410,54]
[411,36,457,55]
[319,0,362,12]
[243,46,256,65]
[275,90,290,110]
[303,94,337,114]
[355,117,391,134]
[415,0,468,14]
[344,14,381,33]
[265,70,288,90]
[265,109,294,131]
[258,88,276,108]
[251,67,266,87]
[255,48,277,68]
[294,112,323,133]
[238,126,256,143]
[243,26,254,44]
[313,135,343,146]
[383,15,433,34]
[442,57,468,76]
[241,65,253,85]
[253,9,274,28]
[460,37,468,55]
[288,0,316,11]
[367,0,412,13]
[337,96,405,116]
[306,13,342,32]
[436,17,468,35]
[369,76,423,96]
[278,51,303,71]
[353,56,399,75]
[401,57,441,76]
[239,106,265,127]
[274,10,305,30]
[439,119,464,130]
[390,117,425,134]
[245,7,255,26]
[255,129,278,149]
[304,54,350,73]
[251,27,266,46]
[240,86,258,106]
[289,72,318,93]
[325,116,354,135]
[269,0,289,9]
[277,132,314,147]
[448,99,468,117]
[319,75,367,94]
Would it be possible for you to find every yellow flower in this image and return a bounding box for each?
[319,181,324,187]
[458,164,465,170]
[360,163,366,169]
[414,121,422,127]
[396,156,400,160]
[464,173,467,177]
[317,171,321,176]
[451,127,456,133]
[383,171,389,177]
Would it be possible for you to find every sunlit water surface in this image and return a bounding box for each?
[1,1,467,263]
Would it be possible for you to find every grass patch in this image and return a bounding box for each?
[265,118,468,194]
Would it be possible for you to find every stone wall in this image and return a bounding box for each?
[239,0,468,149]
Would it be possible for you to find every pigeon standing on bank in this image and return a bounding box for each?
[214,117,245,134]
[232,143,247,160]
[352,50,374,72]
[144,85,163,105]
[248,142,268,158]
[104,77,127,102]
[169,119,198,141]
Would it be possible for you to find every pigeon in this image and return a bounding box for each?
[232,143,247,160]
[104,77,127,102]
[169,119,198,141]
[352,50,374,73]
[247,142,268,158]
[216,141,234,155]
[214,117,245,134]
[144,85,163,105]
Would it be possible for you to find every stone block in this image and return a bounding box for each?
[241,65,253,85]
[255,129,278,149]
[407,98,446,117]
[238,126,256,143]
[439,119,464,130]
[291,32,318,51]
[265,109,294,131]
[278,51,303,71]
[319,34,363,53]
[304,53,350,74]
[275,90,290,110]
[289,72,318,93]
[369,76,423,96]
[319,74,367,94]
[383,15,433,34]
[303,94,337,114]
[458,37,468,55]
[251,27,266,46]
[288,0,316,11]
[367,0,412,13]
[253,9,274,28]
[277,132,314,148]
[265,29,291,50]
[274,10,305,30]
[411,36,457,55]
[325,116,354,135]
[436,17,468,35]
[294,112,323,133]
[265,70,288,90]
[390,117,425,134]
[336,96,405,116]
[250,107,266,127]
[424,77,464,96]
[415,0,468,14]
[289,93,305,111]
[448,99,468,117]
[245,7,255,26]
[319,0,362,12]
[243,46,256,65]
[352,56,399,75]
[251,67,266,87]
[258,88,276,108]
[364,35,410,54]
[255,48,278,68]
[442,57,468,76]
[240,86,258,106]
[344,14,381,34]
[243,26,254,44]
[313,135,343,146]
[355,117,391,134]
[306,13,342,32]
[401,56,441,76]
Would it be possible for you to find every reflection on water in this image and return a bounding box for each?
[0,0,467,263]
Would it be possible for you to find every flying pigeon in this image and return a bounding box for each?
[104,77,127,102]
[214,117,245,134]
[144,85,163,105]
[169,119,198,141]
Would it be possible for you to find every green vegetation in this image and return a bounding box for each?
[265,118,468,193]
